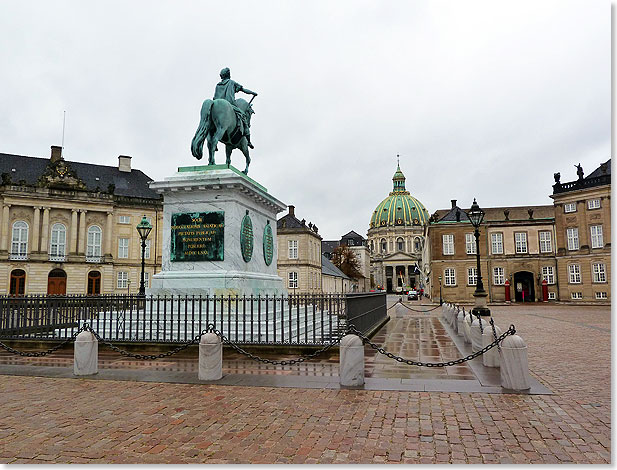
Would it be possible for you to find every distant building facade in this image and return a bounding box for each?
[321,231,370,292]
[367,164,429,292]
[0,146,162,296]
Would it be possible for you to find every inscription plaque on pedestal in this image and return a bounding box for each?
[170,211,224,262]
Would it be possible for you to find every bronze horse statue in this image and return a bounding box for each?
[190,98,253,174]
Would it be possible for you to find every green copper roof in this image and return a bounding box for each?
[369,164,429,228]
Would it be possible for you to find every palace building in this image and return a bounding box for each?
[0,146,162,295]
[367,164,430,292]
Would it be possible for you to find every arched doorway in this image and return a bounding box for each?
[9,269,26,296]
[513,271,535,302]
[87,271,101,295]
[47,269,67,295]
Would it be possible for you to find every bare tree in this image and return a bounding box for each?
[331,245,363,280]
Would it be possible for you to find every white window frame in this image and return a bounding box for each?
[118,215,131,224]
[444,268,456,286]
[288,240,298,259]
[571,292,583,300]
[467,267,477,286]
[566,228,579,251]
[587,199,601,210]
[514,232,528,254]
[87,225,102,258]
[442,234,454,255]
[142,239,151,259]
[592,263,606,283]
[564,202,577,213]
[118,238,130,259]
[590,225,603,249]
[568,264,581,284]
[465,233,476,255]
[491,233,503,255]
[548,292,556,300]
[541,266,555,285]
[143,272,150,288]
[11,221,29,258]
[49,223,67,258]
[288,271,298,289]
[493,267,505,285]
[117,271,129,289]
[539,231,552,253]
[595,292,607,299]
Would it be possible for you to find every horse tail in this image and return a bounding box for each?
[191,99,213,160]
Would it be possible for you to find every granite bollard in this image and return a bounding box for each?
[470,316,488,352]
[457,310,466,337]
[340,334,364,386]
[73,330,98,376]
[462,315,472,344]
[199,333,222,381]
[500,334,531,390]
[483,324,502,367]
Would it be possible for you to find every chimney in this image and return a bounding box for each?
[50,145,63,163]
[288,205,295,217]
[118,155,132,173]
[451,199,457,208]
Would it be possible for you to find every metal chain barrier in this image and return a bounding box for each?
[0,325,87,357]
[347,324,516,368]
[390,299,441,313]
[489,317,501,352]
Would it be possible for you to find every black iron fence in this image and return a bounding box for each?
[0,293,387,346]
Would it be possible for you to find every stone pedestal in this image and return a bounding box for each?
[199,332,223,380]
[74,331,98,376]
[148,165,286,297]
[500,335,531,390]
[340,334,364,386]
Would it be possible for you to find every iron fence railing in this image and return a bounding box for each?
[0,293,387,346]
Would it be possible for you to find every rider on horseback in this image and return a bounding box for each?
[214,67,257,149]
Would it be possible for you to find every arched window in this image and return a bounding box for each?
[381,238,387,254]
[414,237,422,252]
[87,225,102,259]
[397,237,404,251]
[11,221,28,259]
[50,223,67,259]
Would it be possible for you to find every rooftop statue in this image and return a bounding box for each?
[191,68,258,174]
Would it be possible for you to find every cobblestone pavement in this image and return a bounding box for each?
[0,302,610,463]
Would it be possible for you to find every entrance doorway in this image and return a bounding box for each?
[47,269,67,295]
[9,269,26,296]
[87,271,101,295]
[513,271,535,302]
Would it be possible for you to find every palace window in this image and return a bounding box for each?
[49,223,67,260]
[11,221,28,259]
[491,233,503,254]
[118,238,129,259]
[465,233,476,254]
[397,237,404,252]
[86,226,102,258]
[143,272,150,289]
[288,240,298,259]
[493,267,505,285]
[118,215,131,224]
[514,232,528,254]
[414,238,422,252]
[288,271,298,289]
[548,292,556,300]
[566,228,579,250]
[587,199,601,210]
[590,225,603,248]
[592,263,606,283]
[539,231,552,253]
[467,267,477,286]
[564,202,577,213]
[568,264,581,284]
[444,268,456,286]
[571,292,583,300]
[595,292,608,299]
[442,234,454,255]
[141,239,151,259]
[381,238,387,254]
[542,266,555,284]
[117,271,129,289]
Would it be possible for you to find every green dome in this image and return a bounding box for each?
[370,164,429,228]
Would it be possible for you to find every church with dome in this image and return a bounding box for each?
[367,163,430,292]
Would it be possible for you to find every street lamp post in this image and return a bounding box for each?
[136,215,153,296]
[468,198,490,317]
[438,275,442,305]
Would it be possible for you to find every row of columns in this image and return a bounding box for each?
[0,204,114,256]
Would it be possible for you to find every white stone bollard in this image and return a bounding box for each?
[470,317,488,352]
[74,330,98,376]
[457,311,466,337]
[462,314,472,344]
[500,334,531,390]
[441,303,448,319]
[199,333,222,381]
[483,324,502,367]
[340,334,364,386]
[452,309,459,334]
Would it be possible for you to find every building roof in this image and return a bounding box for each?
[433,204,554,224]
[277,206,321,237]
[0,151,160,200]
[586,159,611,179]
[369,164,430,229]
[341,230,364,241]
[321,240,340,255]
[321,255,350,279]
[552,159,611,195]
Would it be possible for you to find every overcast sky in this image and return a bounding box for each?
[0,0,610,241]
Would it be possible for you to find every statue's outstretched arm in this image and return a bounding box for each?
[241,86,258,96]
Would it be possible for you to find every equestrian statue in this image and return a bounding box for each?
[191,67,257,174]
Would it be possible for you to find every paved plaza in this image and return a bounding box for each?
[0,299,610,463]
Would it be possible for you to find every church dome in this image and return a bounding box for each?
[369,164,429,228]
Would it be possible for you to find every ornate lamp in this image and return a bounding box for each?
[136,215,153,296]
[468,199,490,316]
